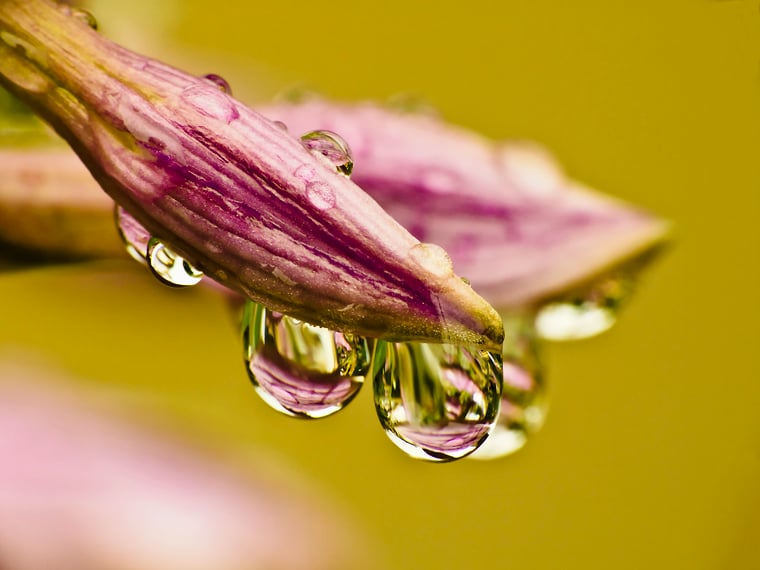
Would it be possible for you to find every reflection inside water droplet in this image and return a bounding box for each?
[242,301,370,419]
[147,238,204,287]
[469,315,547,460]
[372,340,502,461]
[300,130,354,175]
[535,273,634,341]
[202,73,232,95]
[114,205,150,264]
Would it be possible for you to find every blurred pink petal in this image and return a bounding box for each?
[258,100,670,309]
[0,364,365,570]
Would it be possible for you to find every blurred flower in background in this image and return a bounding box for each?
[0,358,368,570]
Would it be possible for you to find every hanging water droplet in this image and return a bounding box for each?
[242,301,370,419]
[114,205,151,265]
[469,315,547,460]
[146,238,203,287]
[202,73,232,95]
[72,8,98,30]
[535,273,634,341]
[372,340,502,462]
[300,130,353,175]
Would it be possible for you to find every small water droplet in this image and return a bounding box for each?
[535,273,634,341]
[306,182,336,210]
[72,8,98,30]
[372,340,502,461]
[273,120,288,131]
[469,315,547,460]
[409,243,454,279]
[202,73,232,95]
[242,301,370,418]
[300,130,354,175]
[114,205,151,264]
[147,238,204,287]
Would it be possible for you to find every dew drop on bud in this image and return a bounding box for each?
[242,301,369,419]
[146,238,204,287]
[409,243,454,280]
[535,273,634,341]
[469,315,547,460]
[72,8,98,30]
[114,205,151,265]
[300,130,354,176]
[371,340,502,461]
[202,73,232,95]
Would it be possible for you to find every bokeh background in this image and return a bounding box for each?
[1,0,759,568]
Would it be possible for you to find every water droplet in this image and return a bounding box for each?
[300,130,354,175]
[469,315,547,460]
[114,206,151,264]
[242,301,370,419]
[306,183,336,211]
[202,73,232,95]
[535,273,634,341]
[409,243,454,279]
[147,238,204,287]
[372,340,502,461]
[72,8,98,30]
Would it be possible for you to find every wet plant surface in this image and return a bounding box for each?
[0,0,759,569]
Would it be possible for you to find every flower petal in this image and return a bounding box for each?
[258,100,670,309]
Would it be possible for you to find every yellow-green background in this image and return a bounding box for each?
[1,0,759,568]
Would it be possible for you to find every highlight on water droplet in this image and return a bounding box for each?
[114,205,151,265]
[371,340,502,462]
[300,130,354,176]
[146,238,204,287]
[469,315,547,460]
[242,301,370,419]
[535,273,634,341]
[202,73,232,95]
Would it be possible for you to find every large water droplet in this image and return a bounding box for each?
[300,130,353,176]
[114,205,150,264]
[243,301,370,419]
[202,73,232,95]
[469,315,547,460]
[535,273,634,341]
[372,341,502,461]
[147,238,204,287]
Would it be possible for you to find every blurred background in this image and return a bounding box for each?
[1,0,759,568]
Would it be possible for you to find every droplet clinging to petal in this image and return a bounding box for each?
[243,300,369,418]
[371,340,502,461]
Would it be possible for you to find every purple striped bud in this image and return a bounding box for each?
[0,0,503,348]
